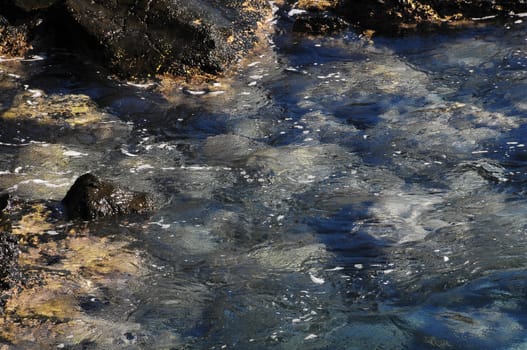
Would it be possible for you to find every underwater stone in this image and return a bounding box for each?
[62,173,153,220]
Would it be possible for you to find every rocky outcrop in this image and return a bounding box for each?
[62,173,153,220]
[2,0,270,78]
[287,0,527,35]
[62,0,270,78]
[3,0,527,76]
[336,0,527,33]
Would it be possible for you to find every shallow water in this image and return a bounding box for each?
[2,18,527,349]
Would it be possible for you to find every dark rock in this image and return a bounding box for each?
[286,0,527,35]
[13,0,59,12]
[0,193,8,212]
[334,0,527,34]
[0,230,19,291]
[292,13,349,35]
[62,173,153,220]
[62,0,270,78]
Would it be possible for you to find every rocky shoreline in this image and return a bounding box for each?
[2,1,526,78]
[1,0,527,348]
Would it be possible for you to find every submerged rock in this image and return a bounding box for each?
[62,173,153,220]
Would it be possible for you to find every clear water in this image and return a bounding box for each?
[2,19,527,349]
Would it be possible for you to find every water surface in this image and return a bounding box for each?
[1,18,527,350]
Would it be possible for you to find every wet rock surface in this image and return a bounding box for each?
[62,173,153,220]
[2,0,527,77]
[63,0,271,78]
[336,0,527,33]
[284,0,527,35]
[2,0,271,78]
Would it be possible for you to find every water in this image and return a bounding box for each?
[1,18,527,349]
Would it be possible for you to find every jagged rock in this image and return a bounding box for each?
[335,0,527,34]
[287,0,527,35]
[63,0,270,78]
[62,173,153,220]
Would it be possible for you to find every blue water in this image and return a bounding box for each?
[1,18,527,349]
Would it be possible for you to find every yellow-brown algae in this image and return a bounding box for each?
[2,227,146,347]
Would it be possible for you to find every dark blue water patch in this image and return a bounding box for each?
[333,100,383,130]
[477,124,527,186]
[150,106,229,141]
[306,205,392,252]
[274,31,366,68]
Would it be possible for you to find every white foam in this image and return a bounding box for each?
[28,89,43,98]
[126,81,156,88]
[208,90,225,96]
[185,90,207,95]
[63,150,88,157]
[309,273,325,284]
[17,179,70,188]
[471,15,497,21]
[288,9,307,17]
[325,266,344,272]
[121,148,139,157]
[135,164,154,171]
[150,219,171,229]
